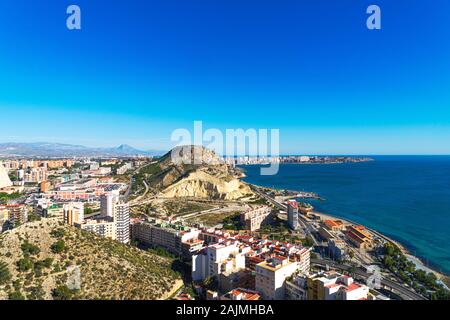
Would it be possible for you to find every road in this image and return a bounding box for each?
[179,206,222,221]
[128,180,149,205]
[253,185,428,300]
[252,185,319,245]
[250,185,286,211]
[311,258,427,300]
[123,161,157,203]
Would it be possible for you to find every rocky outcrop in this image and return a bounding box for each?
[154,145,254,200]
[0,165,12,189]
[162,170,252,200]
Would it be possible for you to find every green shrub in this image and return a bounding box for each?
[21,241,40,256]
[9,290,25,300]
[16,257,34,272]
[0,261,12,285]
[51,240,66,253]
[52,285,75,300]
[50,228,66,239]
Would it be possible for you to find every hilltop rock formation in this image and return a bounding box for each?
[0,165,12,189]
[145,145,254,200]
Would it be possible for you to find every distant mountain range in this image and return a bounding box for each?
[0,142,165,157]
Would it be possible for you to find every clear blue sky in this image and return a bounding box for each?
[1,0,450,154]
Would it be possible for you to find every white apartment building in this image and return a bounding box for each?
[192,241,247,282]
[100,193,118,218]
[78,198,129,244]
[116,162,132,175]
[24,167,47,183]
[114,203,130,244]
[255,256,300,300]
[292,246,312,275]
[287,200,299,230]
[81,218,116,240]
[90,162,100,170]
[325,275,369,300]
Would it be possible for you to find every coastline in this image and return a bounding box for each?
[313,210,448,280]
[248,181,449,282]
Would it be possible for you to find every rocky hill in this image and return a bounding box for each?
[142,145,254,200]
[0,218,182,300]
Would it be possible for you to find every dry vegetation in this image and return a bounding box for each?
[0,218,182,300]
[155,199,216,216]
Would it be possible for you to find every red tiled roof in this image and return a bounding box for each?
[345,283,361,292]
[230,289,261,301]
[288,200,298,209]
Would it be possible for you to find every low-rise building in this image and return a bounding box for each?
[192,241,247,282]
[346,225,373,249]
[298,202,314,216]
[116,162,133,175]
[220,288,261,301]
[307,272,369,300]
[323,219,344,231]
[319,226,335,241]
[34,199,63,218]
[218,268,255,293]
[80,218,116,240]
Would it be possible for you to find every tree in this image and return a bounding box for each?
[52,285,75,300]
[349,265,357,274]
[21,241,40,256]
[42,258,54,268]
[16,257,33,272]
[301,237,314,247]
[9,291,25,300]
[383,255,394,269]
[51,240,66,254]
[50,228,66,239]
[28,285,45,300]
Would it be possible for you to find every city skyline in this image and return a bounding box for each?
[1,0,450,154]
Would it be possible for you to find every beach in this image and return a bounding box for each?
[312,210,448,282]
[239,158,450,276]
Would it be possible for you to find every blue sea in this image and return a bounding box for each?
[239,156,450,274]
